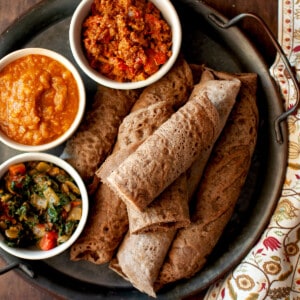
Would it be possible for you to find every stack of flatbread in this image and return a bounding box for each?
[67,57,258,298]
[70,57,194,263]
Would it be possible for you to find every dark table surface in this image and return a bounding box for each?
[0,0,278,299]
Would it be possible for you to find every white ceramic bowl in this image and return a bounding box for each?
[0,152,89,260]
[69,0,182,90]
[0,48,86,152]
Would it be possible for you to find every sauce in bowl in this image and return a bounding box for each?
[82,0,172,82]
[0,54,79,146]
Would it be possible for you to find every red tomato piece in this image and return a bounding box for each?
[8,163,26,176]
[153,52,168,65]
[39,231,58,251]
[71,201,82,208]
[118,60,129,71]
[144,49,160,74]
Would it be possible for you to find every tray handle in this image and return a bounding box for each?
[208,12,299,144]
[0,261,35,278]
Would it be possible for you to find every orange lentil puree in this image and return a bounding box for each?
[0,54,79,145]
[82,0,172,82]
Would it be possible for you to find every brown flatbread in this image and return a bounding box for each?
[96,58,195,234]
[130,55,195,113]
[125,68,240,234]
[61,86,140,193]
[70,182,128,264]
[104,78,241,212]
[97,57,194,175]
[110,229,176,298]
[127,173,190,234]
[70,57,194,264]
[108,72,241,297]
[155,70,258,290]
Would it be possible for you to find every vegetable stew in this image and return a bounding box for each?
[0,161,82,250]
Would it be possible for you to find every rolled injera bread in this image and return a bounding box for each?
[130,56,194,113]
[107,69,241,297]
[126,173,190,234]
[70,58,194,264]
[110,229,177,298]
[100,116,191,235]
[95,58,194,234]
[126,68,237,234]
[61,86,140,193]
[103,77,241,211]
[69,102,173,264]
[99,104,191,234]
[70,181,128,264]
[155,71,258,289]
[96,56,194,167]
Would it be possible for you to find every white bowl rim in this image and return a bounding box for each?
[69,0,182,90]
[0,152,89,260]
[0,47,86,152]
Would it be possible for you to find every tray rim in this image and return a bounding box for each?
[0,0,288,299]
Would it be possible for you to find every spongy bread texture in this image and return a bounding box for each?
[71,58,194,264]
[107,70,242,297]
[155,71,258,289]
[154,208,235,290]
[110,229,177,298]
[97,57,194,176]
[131,55,195,112]
[105,79,241,211]
[70,182,129,264]
[125,72,240,233]
[127,173,190,234]
[61,86,140,188]
[110,101,175,156]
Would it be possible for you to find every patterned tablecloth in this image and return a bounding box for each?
[204,0,300,299]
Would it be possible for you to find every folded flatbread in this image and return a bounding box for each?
[103,77,241,212]
[155,70,258,290]
[126,173,190,234]
[96,57,195,233]
[126,68,240,234]
[109,71,241,297]
[69,181,129,264]
[110,229,176,298]
[101,102,192,234]
[61,86,140,193]
[70,57,194,264]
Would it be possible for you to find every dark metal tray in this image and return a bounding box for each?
[0,0,288,299]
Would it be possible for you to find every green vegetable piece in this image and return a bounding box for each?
[16,204,28,221]
[47,205,58,223]
[0,193,12,202]
[57,235,70,244]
